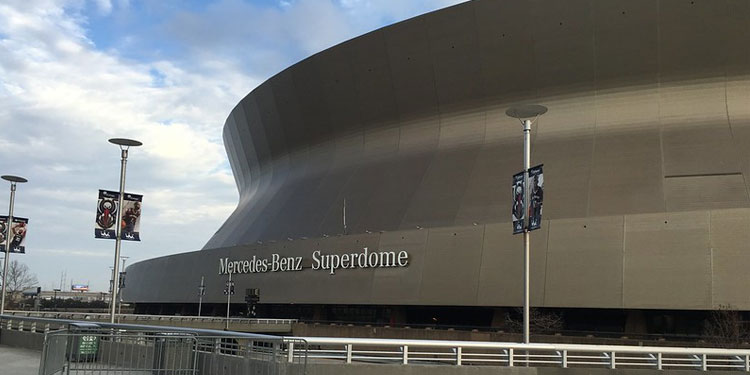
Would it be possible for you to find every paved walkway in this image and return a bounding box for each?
[0,345,40,375]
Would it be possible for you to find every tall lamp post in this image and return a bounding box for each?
[108,138,141,323]
[505,104,547,344]
[1,175,27,315]
[118,256,129,316]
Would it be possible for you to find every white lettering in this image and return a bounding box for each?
[378,251,397,267]
[397,251,409,267]
[312,251,321,270]
[219,248,409,276]
[219,258,229,275]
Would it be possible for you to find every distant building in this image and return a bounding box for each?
[39,290,109,303]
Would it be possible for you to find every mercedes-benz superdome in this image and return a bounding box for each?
[123,0,750,334]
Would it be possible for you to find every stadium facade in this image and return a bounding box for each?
[123,0,750,334]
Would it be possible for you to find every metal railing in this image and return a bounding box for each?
[292,336,750,371]
[5,310,297,325]
[7,314,750,372]
[1,314,307,375]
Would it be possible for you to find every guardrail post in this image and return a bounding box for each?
[456,347,462,366]
[745,355,749,372]
[287,342,294,363]
[702,354,707,371]
[562,350,568,368]
[402,346,408,365]
[346,344,352,364]
[44,323,49,334]
[509,348,514,367]
[610,351,616,369]
[657,352,663,370]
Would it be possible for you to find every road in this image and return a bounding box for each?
[0,345,40,375]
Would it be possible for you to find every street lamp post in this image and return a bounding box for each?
[108,138,141,324]
[118,256,129,316]
[505,104,547,344]
[53,288,61,310]
[1,175,27,315]
[198,276,205,317]
[225,272,234,330]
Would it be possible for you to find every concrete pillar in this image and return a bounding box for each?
[389,307,407,325]
[491,308,509,329]
[625,310,647,334]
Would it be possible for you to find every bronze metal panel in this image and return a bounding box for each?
[710,209,750,308]
[383,17,440,117]
[399,148,480,229]
[474,0,536,101]
[664,175,749,212]
[426,3,482,111]
[588,129,664,217]
[623,211,712,309]
[454,144,521,226]
[419,226,484,305]
[544,217,624,308]
[531,0,595,95]
[476,223,548,307]
[370,230,429,304]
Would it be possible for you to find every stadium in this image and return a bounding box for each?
[123,0,750,336]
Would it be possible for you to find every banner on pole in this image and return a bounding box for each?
[528,164,544,231]
[95,190,119,239]
[0,216,28,253]
[511,172,525,234]
[95,190,142,241]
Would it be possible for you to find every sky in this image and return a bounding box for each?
[0,0,466,293]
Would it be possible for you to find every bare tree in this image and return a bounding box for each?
[2,260,38,305]
[703,304,748,346]
[505,308,564,334]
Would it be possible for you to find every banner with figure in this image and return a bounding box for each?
[511,172,525,234]
[95,190,119,239]
[95,190,143,241]
[0,216,29,253]
[528,164,544,231]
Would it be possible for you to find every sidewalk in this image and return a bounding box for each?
[0,345,40,375]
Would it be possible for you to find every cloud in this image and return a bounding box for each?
[0,0,469,292]
[93,0,113,15]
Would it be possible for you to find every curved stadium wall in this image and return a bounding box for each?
[124,0,750,330]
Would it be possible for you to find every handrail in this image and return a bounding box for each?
[296,336,750,355]
[289,336,750,371]
[3,310,297,325]
[0,313,284,340]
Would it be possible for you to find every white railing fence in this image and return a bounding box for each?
[291,337,750,371]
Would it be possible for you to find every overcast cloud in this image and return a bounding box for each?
[0,0,464,292]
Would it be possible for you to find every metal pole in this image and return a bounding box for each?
[225,272,232,330]
[198,276,204,317]
[343,198,347,235]
[118,257,128,316]
[522,119,531,344]
[110,147,128,323]
[1,182,17,315]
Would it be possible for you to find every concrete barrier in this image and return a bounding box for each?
[0,328,44,350]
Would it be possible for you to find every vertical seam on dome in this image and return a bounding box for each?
[657,0,668,215]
